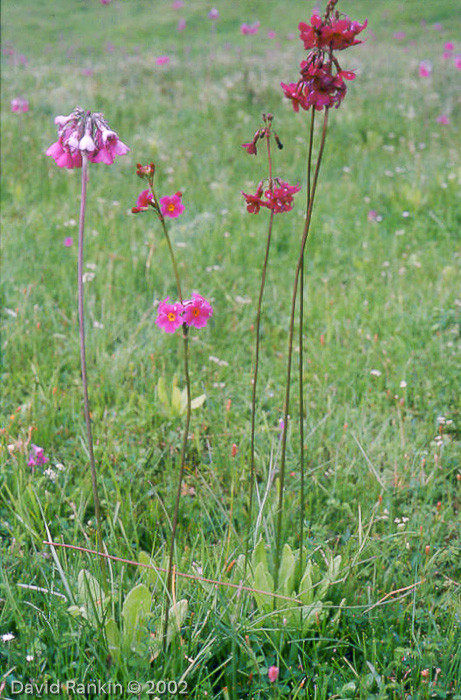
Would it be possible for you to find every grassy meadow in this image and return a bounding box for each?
[1,0,461,697]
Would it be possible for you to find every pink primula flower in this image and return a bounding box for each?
[177,18,186,31]
[183,294,213,329]
[155,298,184,333]
[11,97,29,112]
[419,60,432,77]
[132,189,153,213]
[241,22,260,36]
[160,192,184,218]
[156,55,170,65]
[436,114,449,124]
[64,236,74,247]
[172,0,184,8]
[46,107,129,169]
[299,13,367,51]
[28,444,49,468]
[455,55,461,71]
[208,8,219,19]
[268,666,279,683]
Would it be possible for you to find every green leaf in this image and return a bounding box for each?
[105,618,121,663]
[251,538,268,573]
[138,551,164,589]
[166,599,188,645]
[299,560,314,605]
[171,384,182,415]
[77,569,107,627]
[122,583,151,650]
[278,543,296,599]
[301,601,323,632]
[191,394,206,410]
[157,376,169,410]
[253,561,274,614]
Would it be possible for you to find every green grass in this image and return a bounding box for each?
[1,0,461,697]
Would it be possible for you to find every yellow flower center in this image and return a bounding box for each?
[167,312,176,322]
[193,308,200,316]
[168,203,175,212]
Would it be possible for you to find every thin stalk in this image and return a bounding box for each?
[274,109,329,592]
[77,155,104,564]
[298,108,316,580]
[154,211,191,649]
[245,134,275,571]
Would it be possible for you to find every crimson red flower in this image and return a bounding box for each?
[242,180,300,214]
[132,189,153,213]
[299,13,367,51]
[241,183,265,214]
[282,58,355,112]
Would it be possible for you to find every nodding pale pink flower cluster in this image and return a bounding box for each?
[156,294,213,333]
[46,107,129,169]
[241,21,260,36]
[11,97,29,112]
[242,180,301,214]
[28,444,49,468]
[282,7,366,112]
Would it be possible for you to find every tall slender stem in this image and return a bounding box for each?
[77,155,104,561]
[298,108,316,579]
[245,133,275,571]
[155,210,191,649]
[274,109,329,592]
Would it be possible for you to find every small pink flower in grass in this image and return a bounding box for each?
[100,0,111,4]
[177,18,186,31]
[444,41,454,52]
[433,23,443,31]
[208,8,219,20]
[172,0,184,8]
[156,55,170,65]
[11,97,29,112]
[267,30,276,39]
[268,666,279,683]
[393,31,406,40]
[419,60,432,77]
[455,55,461,71]
[155,298,184,333]
[367,209,380,222]
[132,189,154,213]
[28,444,49,468]
[64,236,74,247]
[241,22,260,36]
[183,293,213,329]
[436,114,449,124]
[160,192,184,218]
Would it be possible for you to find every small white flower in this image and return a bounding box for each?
[370,369,382,377]
[1,633,15,642]
[26,654,34,662]
[400,380,407,388]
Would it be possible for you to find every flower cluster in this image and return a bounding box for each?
[299,13,367,51]
[156,294,213,333]
[282,2,366,111]
[46,107,129,169]
[28,444,49,468]
[241,21,260,36]
[11,97,29,112]
[242,180,301,214]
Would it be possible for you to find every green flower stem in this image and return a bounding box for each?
[274,109,329,593]
[152,205,191,649]
[245,132,275,572]
[77,155,104,568]
[298,108,316,580]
